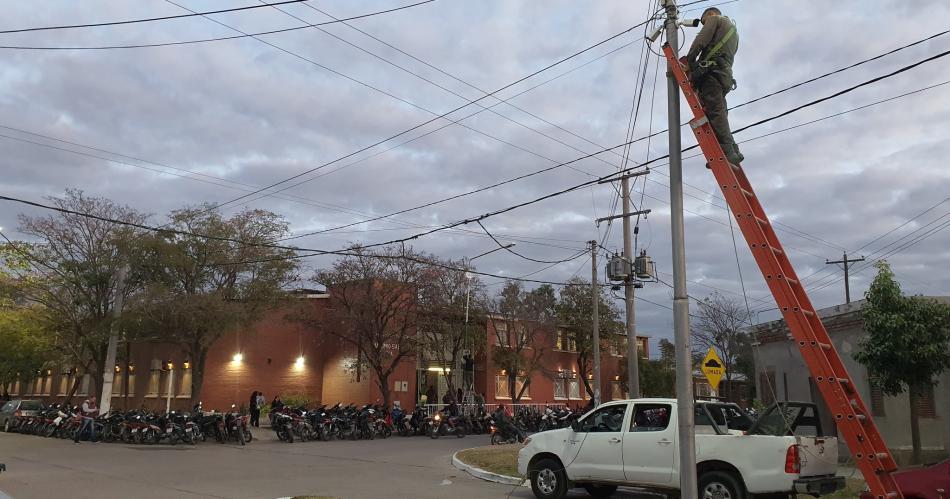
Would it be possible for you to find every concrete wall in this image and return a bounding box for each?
[753,305,950,463]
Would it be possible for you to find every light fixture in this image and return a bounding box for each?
[128,363,135,373]
[115,365,121,373]
[295,356,305,368]
[46,369,52,376]
[165,361,174,370]
[183,361,191,369]
[614,375,620,381]
[426,367,450,372]
[232,353,243,363]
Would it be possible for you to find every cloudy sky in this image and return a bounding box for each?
[2,0,949,355]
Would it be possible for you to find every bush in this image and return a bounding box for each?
[280,393,315,410]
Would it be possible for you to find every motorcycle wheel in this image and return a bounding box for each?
[491,433,503,445]
[238,427,246,446]
[286,429,294,443]
[318,427,328,441]
[243,428,253,443]
[456,426,466,438]
[429,425,439,439]
[183,432,195,445]
[381,425,391,439]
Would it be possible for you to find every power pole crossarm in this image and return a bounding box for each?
[825,252,865,303]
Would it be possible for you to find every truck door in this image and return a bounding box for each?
[622,403,675,486]
[570,402,629,481]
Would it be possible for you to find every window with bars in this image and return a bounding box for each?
[917,384,936,419]
[555,330,577,352]
[568,379,581,400]
[869,384,886,417]
[553,379,567,399]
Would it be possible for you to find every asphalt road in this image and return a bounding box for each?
[0,429,657,499]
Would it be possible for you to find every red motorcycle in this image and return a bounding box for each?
[224,404,252,445]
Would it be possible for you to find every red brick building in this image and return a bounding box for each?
[6,290,650,412]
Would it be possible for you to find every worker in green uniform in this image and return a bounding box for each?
[683,8,742,165]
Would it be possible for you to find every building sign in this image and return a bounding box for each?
[700,348,724,392]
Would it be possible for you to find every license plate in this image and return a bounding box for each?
[166,428,173,433]
[185,427,193,432]
[132,429,138,433]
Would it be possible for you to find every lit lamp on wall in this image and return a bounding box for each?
[183,361,190,369]
[295,356,305,369]
[232,353,243,363]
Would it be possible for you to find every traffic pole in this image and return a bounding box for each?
[662,0,698,496]
[99,264,128,415]
[622,175,641,398]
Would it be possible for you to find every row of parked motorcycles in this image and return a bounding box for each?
[270,402,534,445]
[6,403,252,446]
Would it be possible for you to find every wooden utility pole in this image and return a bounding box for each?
[100,265,128,414]
[825,252,865,303]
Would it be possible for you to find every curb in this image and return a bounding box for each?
[452,451,527,487]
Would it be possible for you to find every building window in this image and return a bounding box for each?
[554,378,567,399]
[77,374,90,396]
[147,364,161,398]
[494,375,529,399]
[178,368,192,398]
[869,384,885,417]
[494,375,509,399]
[555,330,577,352]
[568,379,581,400]
[917,384,936,419]
[58,373,72,396]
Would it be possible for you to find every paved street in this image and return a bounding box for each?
[0,430,656,499]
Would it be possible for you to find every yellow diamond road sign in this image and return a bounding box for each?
[701,348,724,392]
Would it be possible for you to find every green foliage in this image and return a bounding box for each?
[639,359,675,397]
[280,393,315,410]
[855,261,950,396]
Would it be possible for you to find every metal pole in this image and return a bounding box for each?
[99,264,128,415]
[166,367,174,414]
[622,176,641,398]
[664,1,697,496]
[590,240,602,406]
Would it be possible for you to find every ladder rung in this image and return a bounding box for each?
[857,414,867,421]
[769,246,784,255]
[876,453,890,460]
[755,216,769,226]
[786,277,799,285]
[886,493,899,499]
[818,342,832,350]
[740,188,754,198]
[803,309,815,317]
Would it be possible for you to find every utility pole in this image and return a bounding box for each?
[825,252,865,304]
[622,176,641,399]
[662,0,697,496]
[100,265,128,415]
[590,240,602,407]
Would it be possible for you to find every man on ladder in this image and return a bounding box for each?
[682,8,743,165]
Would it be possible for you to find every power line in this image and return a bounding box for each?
[200,19,657,214]
[285,38,950,249]
[476,221,588,265]
[0,0,312,34]
[0,127,587,252]
[0,0,437,50]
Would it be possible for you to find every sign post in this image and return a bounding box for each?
[700,348,724,397]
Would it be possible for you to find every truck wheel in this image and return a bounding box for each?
[530,458,568,499]
[698,470,744,499]
[583,484,618,497]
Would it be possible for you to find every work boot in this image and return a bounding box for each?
[720,142,744,165]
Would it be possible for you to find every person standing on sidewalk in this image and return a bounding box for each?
[73,396,99,443]
[248,391,260,427]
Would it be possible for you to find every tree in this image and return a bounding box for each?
[9,190,146,399]
[129,206,298,403]
[0,263,53,393]
[416,259,486,398]
[854,261,950,464]
[555,278,622,398]
[484,281,557,402]
[691,293,753,401]
[308,245,428,409]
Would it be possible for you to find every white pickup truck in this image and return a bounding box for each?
[518,398,845,499]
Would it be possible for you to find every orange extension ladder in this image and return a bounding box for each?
[661,43,902,499]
